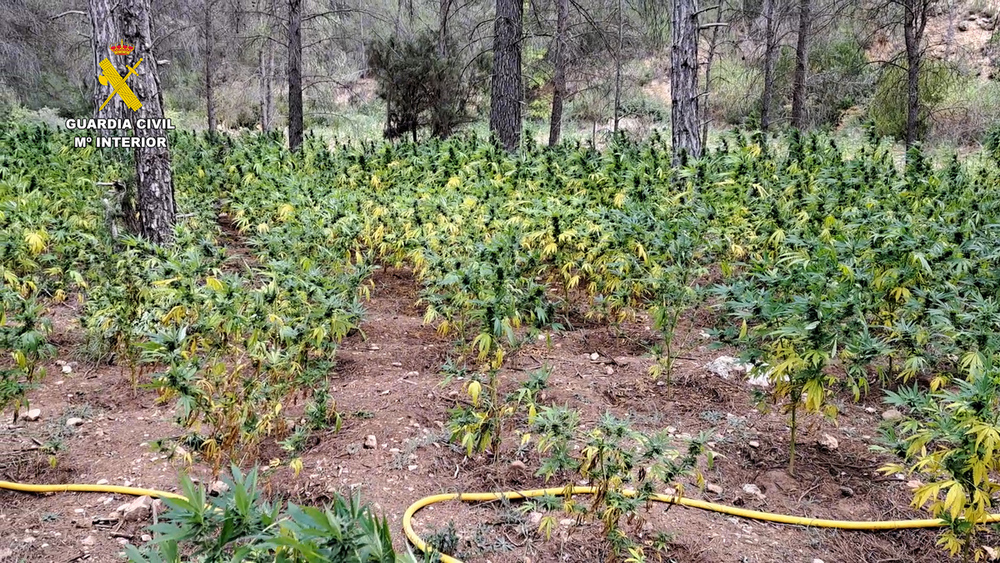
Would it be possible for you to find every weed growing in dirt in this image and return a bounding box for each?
[126,464,409,563]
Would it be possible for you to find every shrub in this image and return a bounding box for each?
[930,76,1000,146]
[869,59,956,141]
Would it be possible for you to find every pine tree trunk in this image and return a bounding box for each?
[701,5,723,147]
[204,0,216,133]
[613,0,624,132]
[260,45,274,132]
[903,0,927,148]
[759,0,777,131]
[88,0,176,245]
[548,0,568,146]
[288,0,304,151]
[439,0,451,58]
[671,0,702,165]
[490,0,523,152]
[88,0,124,122]
[790,0,811,128]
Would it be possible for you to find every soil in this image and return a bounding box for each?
[0,267,960,563]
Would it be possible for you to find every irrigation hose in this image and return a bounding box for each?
[3,480,998,563]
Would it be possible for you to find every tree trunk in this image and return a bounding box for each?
[790,0,811,128]
[490,0,524,152]
[439,0,451,58]
[759,0,777,131]
[613,0,624,132]
[260,45,274,132]
[670,0,701,165]
[204,0,216,133]
[903,0,927,147]
[701,4,723,148]
[548,0,569,146]
[287,0,303,151]
[88,0,124,122]
[88,0,176,245]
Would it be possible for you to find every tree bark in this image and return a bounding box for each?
[88,0,176,245]
[701,4,724,148]
[88,0,124,122]
[613,0,624,132]
[490,0,523,152]
[287,0,303,151]
[902,0,928,147]
[548,0,569,146]
[670,0,701,164]
[439,0,451,58]
[260,45,274,132]
[204,0,216,133]
[759,0,778,131]
[790,0,811,128]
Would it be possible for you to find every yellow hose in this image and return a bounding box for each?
[401,486,1000,563]
[0,480,187,501]
[4,480,995,563]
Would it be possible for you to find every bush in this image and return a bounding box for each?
[869,59,956,141]
[930,76,1000,146]
[708,56,760,126]
[806,33,874,127]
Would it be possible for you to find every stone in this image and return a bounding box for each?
[839,486,855,498]
[817,433,839,451]
[706,483,724,495]
[364,435,378,449]
[62,364,73,374]
[405,371,419,378]
[559,518,575,526]
[589,352,599,361]
[742,484,765,499]
[864,407,877,414]
[958,21,970,31]
[209,480,229,495]
[527,511,543,525]
[23,409,41,421]
[141,534,152,542]
[407,464,418,471]
[121,495,153,522]
[704,356,747,379]
[748,440,760,448]
[813,559,826,563]
[81,535,96,546]
[510,460,527,471]
[391,362,402,367]
[66,417,84,428]
[882,408,903,421]
[605,366,614,375]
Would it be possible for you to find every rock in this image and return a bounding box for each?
[23,536,35,543]
[151,499,164,516]
[605,366,614,375]
[209,480,229,495]
[364,435,378,449]
[81,535,96,546]
[742,484,765,499]
[747,440,760,448]
[510,460,527,471]
[559,518,576,526]
[813,559,826,563]
[839,486,855,498]
[817,433,839,451]
[704,356,748,379]
[589,352,599,361]
[141,534,152,542]
[882,408,903,421]
[62,364,73,374]
[746,366,772,387]
[706,483,724,495]
[95,478,109,486]
[864,407,877,414]
[527,511,543,525]
[23,409,41,421]
[980,18,997,31]
[391,362,402,367]
[958,21,970,31]
[407,464,418,471]
[906,479,923,490]
[121,495,153,522]
[66,417,84,428]
[404,371,419,378]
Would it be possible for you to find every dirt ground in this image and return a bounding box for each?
[0,267,958,563]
